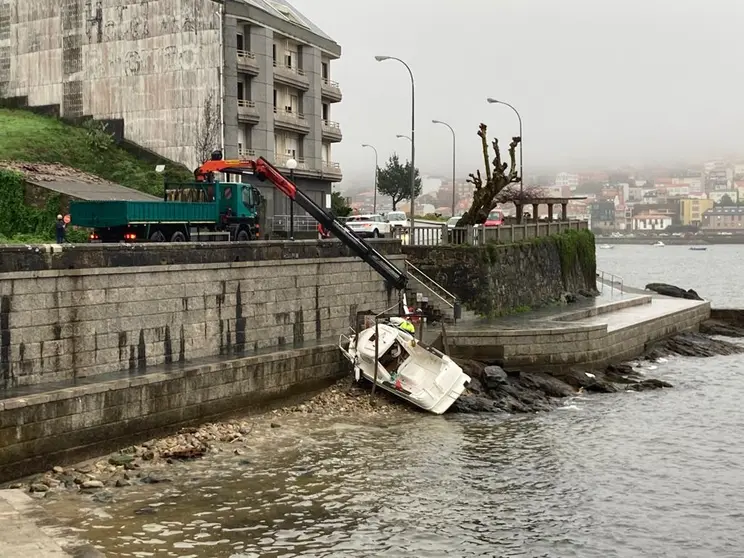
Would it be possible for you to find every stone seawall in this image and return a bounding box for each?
[0,240,402,388]
[0,344,345,483]
[403,230,597,316]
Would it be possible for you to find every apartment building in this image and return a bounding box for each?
[0,0,342,221]
[702,206,744,232]
[679,198,714,227]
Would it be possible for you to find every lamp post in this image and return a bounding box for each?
[396,134,411,142]
[487,98,523,192]
[286,158,298,240]
[376,55,416,232]
[362,144,379,214]
[432,119,456,217]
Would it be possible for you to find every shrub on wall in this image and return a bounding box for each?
[0,169,63,241]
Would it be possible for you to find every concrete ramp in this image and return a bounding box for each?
[0,162,159,201]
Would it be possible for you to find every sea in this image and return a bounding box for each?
[42,244,744,558]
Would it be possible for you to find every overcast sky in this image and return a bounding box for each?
[289,0,744,183]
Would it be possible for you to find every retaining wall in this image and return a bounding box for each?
[0,240,401,388]
[0,343,344,483]
[448,299,711,366]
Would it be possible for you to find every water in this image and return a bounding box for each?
[43,247,744,557]
[597,244,744,307]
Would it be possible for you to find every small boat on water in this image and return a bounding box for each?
[652,241,665,247]
[689,246,708,251]
[339,318,471,414]
[599,244,614,249]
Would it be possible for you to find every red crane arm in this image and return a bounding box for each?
[193,158,297,200]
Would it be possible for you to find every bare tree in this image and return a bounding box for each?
[457,123,522,226]
[194,90,221,165]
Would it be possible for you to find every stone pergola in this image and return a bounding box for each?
[513,196,587,223]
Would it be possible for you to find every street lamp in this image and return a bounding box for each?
[432,119,456,217]
[286,158,298,240]
[362,144,379,214]
[487,98,523,192]
[376,55,416,232]
[396,134,411,142]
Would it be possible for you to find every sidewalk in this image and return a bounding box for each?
[0,490,72,557]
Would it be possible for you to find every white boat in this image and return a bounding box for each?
[653,241,665,247]
[599,244,614,249]
[339,320,471,414]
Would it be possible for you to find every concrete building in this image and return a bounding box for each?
[0,0,342,224]
[632,212,673,232]
[555,172,579,190]
[679,198,714,227]
[702,206,744,232]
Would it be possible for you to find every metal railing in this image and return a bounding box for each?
[238,148,256,158]
[238,99,256,108]
[273,61,306,76]
[274,107,307,120]
[274,154,307,168]
[322,77,340,88]
[404,260,456,309]
[393,220,589,246]
[270,215,317,233]
[597,270,624,296]
[323,161,341,170]
[237,50,257,62]
[322,120,341,129]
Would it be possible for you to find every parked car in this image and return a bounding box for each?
[345,214,392,238]
[385,211,409,230]
[447,216,463,229]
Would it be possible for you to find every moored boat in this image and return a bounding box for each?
[339,319,471,414]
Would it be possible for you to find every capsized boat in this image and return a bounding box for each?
[339,319,471,414]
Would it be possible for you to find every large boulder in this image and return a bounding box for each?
[645,283,704,300]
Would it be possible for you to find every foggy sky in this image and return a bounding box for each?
[289,0,744,182]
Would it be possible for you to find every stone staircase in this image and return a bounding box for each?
[403,261,477,325]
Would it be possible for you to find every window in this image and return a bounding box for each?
[237,34,244,51]
[322,103,329,120]
[237,82,244,101]
[321,62,328,80]
[272,43,277,62]
[273,89,277,108]
[242,186,253,209]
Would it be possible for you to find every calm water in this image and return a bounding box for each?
[45,246,744,557]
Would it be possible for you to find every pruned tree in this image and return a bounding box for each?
[194,90,221,165]
[457,123,521,226]
[377,153,422,210]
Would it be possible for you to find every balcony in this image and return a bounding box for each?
[273,107,310,134]
[273,62,309,91]
[322,161,342,181]
[236,50,259,75]
[321,77,342,102]
[321,120,342,142]
[237,99,259,124]
[238,148,256,159]
[274,153,308,170]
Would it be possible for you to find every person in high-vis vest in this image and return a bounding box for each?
[389,316,415,335]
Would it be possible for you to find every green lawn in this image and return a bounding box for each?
[0,108,192,195]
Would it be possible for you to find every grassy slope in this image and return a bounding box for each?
[0,108,192,194]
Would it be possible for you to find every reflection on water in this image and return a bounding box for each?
[45,354,744,557]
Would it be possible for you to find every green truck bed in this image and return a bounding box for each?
[70,200,219,228]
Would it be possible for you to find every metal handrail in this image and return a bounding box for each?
[404,260,456,308]
[597,270,624,295]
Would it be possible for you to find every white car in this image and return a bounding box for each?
[385,211,409,230]
[345,214,392,238]
[447,216,464,229]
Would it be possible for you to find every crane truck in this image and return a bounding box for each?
[71,151,408,290]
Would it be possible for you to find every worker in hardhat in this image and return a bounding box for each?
[389,316,415,335]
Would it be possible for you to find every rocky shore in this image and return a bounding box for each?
[453,326,744,414]
[5,313,744,499]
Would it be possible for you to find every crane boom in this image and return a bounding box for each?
[194,155,408,291]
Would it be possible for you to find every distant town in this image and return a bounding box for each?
[339,159,744,234]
